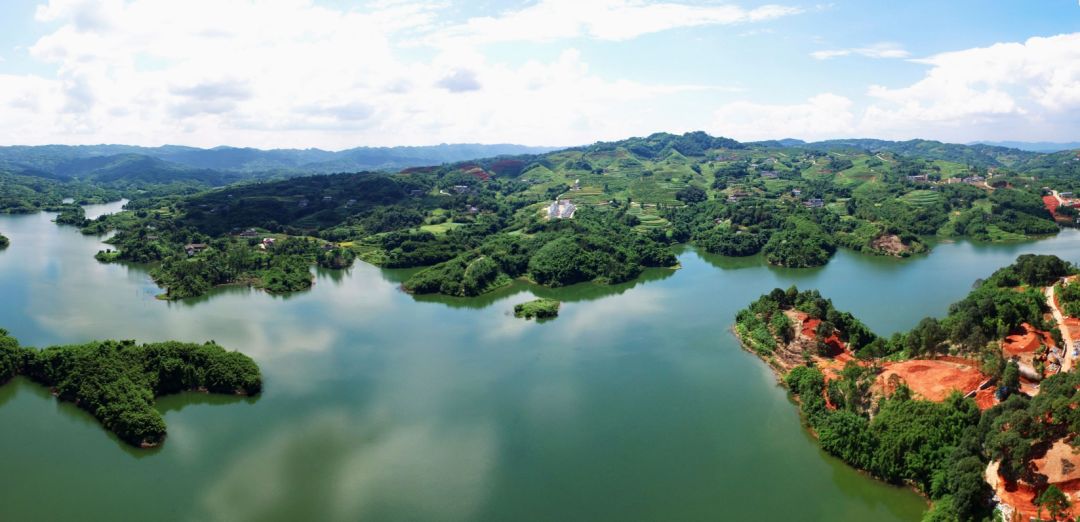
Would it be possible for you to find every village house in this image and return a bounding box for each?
[804,198,825,208]
[184,243,208,256]
[547,199,576,219]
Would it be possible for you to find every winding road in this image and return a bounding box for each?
[1046,284,1077,373]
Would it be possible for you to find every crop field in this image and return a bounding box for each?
[901,190,943,207]
[419,222,465,235]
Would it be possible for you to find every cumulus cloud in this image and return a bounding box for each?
[810,42,909,60]
[436,69,482,92]
[715,33,1080,142]
[0,0,755,148]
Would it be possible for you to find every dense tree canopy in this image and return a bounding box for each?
[0,328,260,447]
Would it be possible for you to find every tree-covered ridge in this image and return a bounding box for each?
[402,207,676,296]
[0,329,261,447]
[734,255,1080,521]
[0,170,124,214]
[52,131,1076,299]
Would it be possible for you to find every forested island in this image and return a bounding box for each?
[3,132,1078,299]
[0,328,261,447]
[0,232,8,249]
[514,298,561,319]
[735,254,1080,521]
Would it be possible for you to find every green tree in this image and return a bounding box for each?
[1036,484,1070,521]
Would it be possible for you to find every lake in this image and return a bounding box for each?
[3,201,1080,521]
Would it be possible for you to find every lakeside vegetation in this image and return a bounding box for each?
[514,298,561,319]
[4,133,1077,299]
[0,328,260,447]
[734,254,1080,521]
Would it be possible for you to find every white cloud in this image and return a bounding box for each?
[0,0,755,148]
[425,0,802,44]
[712,93,856,141]
[715,33,1080,142]
[810,42,909,60]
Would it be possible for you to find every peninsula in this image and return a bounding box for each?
[0,328,261,447]
[735,254,1080,521]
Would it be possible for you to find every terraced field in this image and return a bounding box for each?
[901,190,943,207]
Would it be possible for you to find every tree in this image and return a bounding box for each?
[1036,484,1070,521]
[1001,361,1020,397]
[675,185,707,204]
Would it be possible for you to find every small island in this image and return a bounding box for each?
[734,254,1080,521]
[0,328,261,448]
[514,298,560,319]
[0,232,8,249]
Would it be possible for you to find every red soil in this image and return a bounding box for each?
[1002,323,1054,357]
[992,440,1080,521]
[800,317,847,355]
[1044,194,1061,218]
[877,359,988,402]
[974,387,997,410]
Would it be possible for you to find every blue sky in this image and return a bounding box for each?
[0,0,1078,148]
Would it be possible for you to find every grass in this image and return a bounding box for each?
[514,298,561,320]
[419,222,464,235]
[983,225,1029,242]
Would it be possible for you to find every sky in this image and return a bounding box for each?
[0,0,1078,149]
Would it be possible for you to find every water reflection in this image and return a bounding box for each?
[409,267,677,310]
[198,411,497,522]
[11,205,1080,521]
[156,391,259,414]
[0,377,167,458]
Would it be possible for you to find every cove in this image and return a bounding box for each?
[3,201,1080,521]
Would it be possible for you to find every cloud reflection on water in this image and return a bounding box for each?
[198,411,496,522]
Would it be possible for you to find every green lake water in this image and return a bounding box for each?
[4,201,1080,521]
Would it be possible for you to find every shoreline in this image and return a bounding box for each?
[728,325,934,508]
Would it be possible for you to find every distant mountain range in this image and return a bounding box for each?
[0,143,559,183]
[970,141,1080,153]
[2,135,1078,191]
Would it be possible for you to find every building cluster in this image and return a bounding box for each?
[547,199,576,219]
